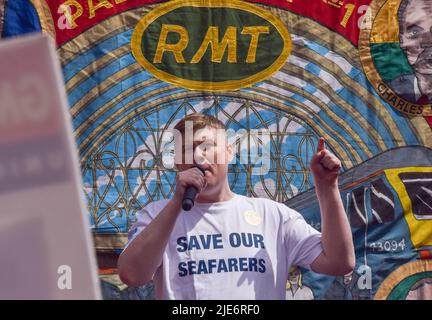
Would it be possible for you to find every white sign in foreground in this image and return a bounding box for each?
[0,33,101,299]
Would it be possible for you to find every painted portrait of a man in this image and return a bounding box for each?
[389,0,432,104]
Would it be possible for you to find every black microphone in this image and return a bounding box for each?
[182,166,206,211]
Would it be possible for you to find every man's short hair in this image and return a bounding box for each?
[174,113,226,137]
[397,0,414,33]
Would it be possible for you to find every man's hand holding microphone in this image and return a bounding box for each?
[173,166,208,211]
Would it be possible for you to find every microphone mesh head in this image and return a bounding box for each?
[182,199,194,211]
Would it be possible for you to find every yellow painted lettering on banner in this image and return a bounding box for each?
[131,0,292,91]
[88,0,113,19]
[57,0,129,27]
[241,26,270,63]
[153,24,189,64]
[322,0,343,9]
[191,26,237,64]
[58,0,83,29]
[340,3,355,28]
[153,25,272,64]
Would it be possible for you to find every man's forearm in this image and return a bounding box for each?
[118,197,182,286]
[316,182,355,271]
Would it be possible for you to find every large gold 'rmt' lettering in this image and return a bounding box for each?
[153,25,270,64]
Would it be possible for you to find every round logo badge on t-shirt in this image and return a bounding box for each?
[243,210,262,226]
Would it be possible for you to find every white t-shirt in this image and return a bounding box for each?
[126,194,323,300]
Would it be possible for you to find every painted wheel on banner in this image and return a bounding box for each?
[374,260,432,300]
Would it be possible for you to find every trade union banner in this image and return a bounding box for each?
[1,0,432,299]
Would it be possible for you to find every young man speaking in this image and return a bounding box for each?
[118,113,355,299]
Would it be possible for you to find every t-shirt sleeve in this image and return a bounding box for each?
[124,201,167,250]
[283,208,323,270]
[124,210,153,250]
